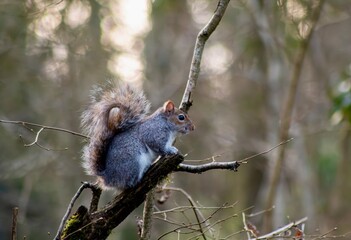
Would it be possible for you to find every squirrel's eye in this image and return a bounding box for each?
[178,114,185,121]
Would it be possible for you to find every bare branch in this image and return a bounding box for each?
[252,217,308,240]
[242,212,252,240]
[237,138,293,164]
[187,206,255,240]
[153,202,238,215]
[0,119,88,138]
[164,187,211,239]
[176,161,240,173]
[54,182,98,240]
[180,0,231,112]
[246,206,275,218]
[140,189,155,240]
[58,154,184,239]
[157,202,230,240]
[311,227,338,240]
[176,138,293,174]
[310,229,351,240]
[23,127,44,147]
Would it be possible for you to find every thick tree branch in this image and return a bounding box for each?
[60,154,184,239]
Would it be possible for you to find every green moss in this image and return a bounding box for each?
[61,206,88,240]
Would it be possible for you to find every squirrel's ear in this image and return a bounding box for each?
[163,100,175,113]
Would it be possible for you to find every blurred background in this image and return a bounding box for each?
[1,0,351,239]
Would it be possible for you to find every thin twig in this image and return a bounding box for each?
[242,212,252,240]
[153,202,238,215]
[24,127,44,147]
[311,227,338,240]
[187,205,256,240]
[165,187,210,239]
[252,217,308,240]
[220,229,246,240]
[157,202,229,240]
[246,205,275,218]
[237,138,293,164]
[0,119,88,138]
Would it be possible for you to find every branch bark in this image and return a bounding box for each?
[61,155,184,239]
[140,188,155,240]
[176,161,240,173]
[180,0,230,112]
[176,138,292,174]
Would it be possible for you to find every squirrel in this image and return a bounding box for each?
[81,83,195,190]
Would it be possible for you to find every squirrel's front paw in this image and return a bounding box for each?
[164,146,179,155]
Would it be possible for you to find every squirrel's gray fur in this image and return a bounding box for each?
[81,83,194,190]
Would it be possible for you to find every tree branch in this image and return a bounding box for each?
[54,182,98,240]
[59,154,183,239]
[180,0,231,112]
[176,138,293,174]
[0,119,88,139]
[140,188,155,240]
[253,217,308,240]
[176,161,240,173]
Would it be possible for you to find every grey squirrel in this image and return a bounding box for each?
[81,84,195,190]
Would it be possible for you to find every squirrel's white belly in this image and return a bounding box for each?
[165,131,177,149]
[137,146,157,180]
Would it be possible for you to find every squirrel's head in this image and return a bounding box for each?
[162,100,195,134]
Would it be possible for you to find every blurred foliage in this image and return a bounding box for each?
[331,71,351,124]
[1,0,351,239]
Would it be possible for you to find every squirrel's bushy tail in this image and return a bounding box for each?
[81,83,150,175]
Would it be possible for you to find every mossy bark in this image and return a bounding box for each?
[62,154,184,240]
